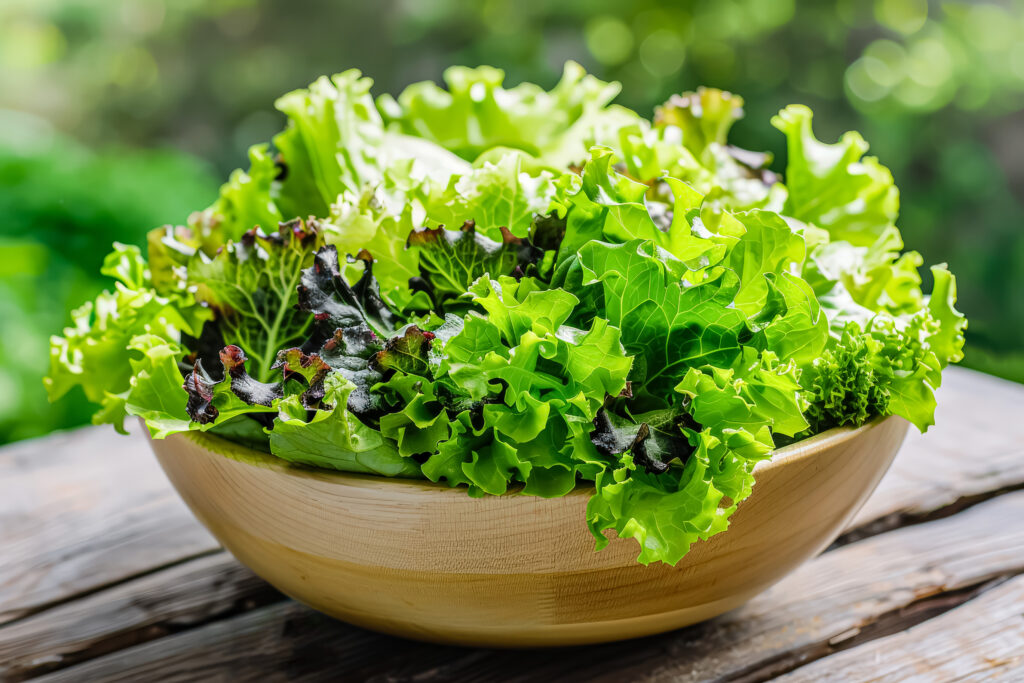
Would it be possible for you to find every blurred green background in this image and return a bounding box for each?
[3,0,1023,444]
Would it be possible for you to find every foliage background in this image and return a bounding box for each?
[2,0,1022,444]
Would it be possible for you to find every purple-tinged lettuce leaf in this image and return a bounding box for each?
[297,245,397,338]
[370,325,436,378]
[188,223,322,382]
[269,372,421,477]
[271,347,331,408]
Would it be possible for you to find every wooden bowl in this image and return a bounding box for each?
[147,416,908,647]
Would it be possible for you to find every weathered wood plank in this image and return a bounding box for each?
[32,490,1024,683]
[33,601,388,683]
[0,553,282,681]
[2,369,1017,630]
[2,367,1021,679]
[0,426,217,625]
[846,367,1024,537]
[775,574,1024,682]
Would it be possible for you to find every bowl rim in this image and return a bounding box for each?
[157,415,898,497]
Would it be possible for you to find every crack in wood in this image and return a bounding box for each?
[1,552,288,681]
[723,575,1019,683]
[831,480,1024,550]
[3,369,1022,681]
[0,548,225,633]
[6,482,1024,682]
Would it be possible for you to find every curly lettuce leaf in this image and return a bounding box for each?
[588,349,804,565]
[192,71,467,265]
[407,221,543,310]
[207,144,285,243]
[188,224,322,382]
[586,432,732,565]
[801,301,960,434]
[380,276,633,497]
[571,239,747,403]
[677,351,808,439]
[805,227,923,320]
[378,61,637,167]
[553,147,663,261]
[607,88,786,211]
[752,272,830,367]
[726,209,807,316]
[926,264,967,366]
[46,244,210,432]
[655,87,745,161]
[422,154,558,240]
[269,372,421,477]
[271,70,465,219]
[772,105,899,247]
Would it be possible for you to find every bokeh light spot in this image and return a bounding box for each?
[639,29,686,78]
[585,16,634,66]
[874,0,928,35]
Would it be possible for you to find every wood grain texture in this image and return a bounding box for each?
[775,573,1024,683]
[4,367,1023,679]
[0,426,216,625]
[32,601,362,683]
[147,416,908,646]
[0,554,281,681]
[593,489,1024,683]
[34,489,1024,683]
[849,368,1024,535]
[0,367,1009,628]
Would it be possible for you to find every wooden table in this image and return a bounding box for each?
[2,367,1023,682]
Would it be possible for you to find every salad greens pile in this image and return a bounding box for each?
[47,63,965,565]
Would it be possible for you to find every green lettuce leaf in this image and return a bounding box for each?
[188,224,322,381]
[269,372,421,477]
[46,244,210,432]
[47,62,968,568]
[407,221,543,311]
[380,276,633,497]
[586,432,732,565]
[378,61,637,167]
[772,105,899,246]
[571,239,748,403]
[322,182,427,314]
[422,154,558,240]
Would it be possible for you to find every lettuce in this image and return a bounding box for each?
[48,64,966,565]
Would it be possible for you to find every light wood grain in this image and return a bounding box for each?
[147,416,908,646]
[775,573,1024,683]
[1,367,1012,629]
[0,427,216,625]
[3,367,1023,678]
[32,489,1024,683]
